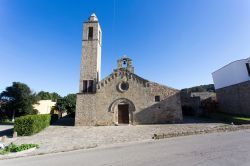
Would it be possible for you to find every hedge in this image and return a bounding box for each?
[14,114,51,136]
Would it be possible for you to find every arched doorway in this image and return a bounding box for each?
[118,104,129,124]
[109,98,135,125]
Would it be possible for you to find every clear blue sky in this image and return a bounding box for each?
[0,0,249,96]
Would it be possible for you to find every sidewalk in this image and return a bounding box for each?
[1,122,250,160]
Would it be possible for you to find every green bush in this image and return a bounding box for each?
[12,144,39,152]
[14,114,51,136]
[0,143,39,155]
[0,149,9,155]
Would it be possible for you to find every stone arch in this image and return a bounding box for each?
[109,98,136,125]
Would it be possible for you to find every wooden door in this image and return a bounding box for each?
[118,104,129,124]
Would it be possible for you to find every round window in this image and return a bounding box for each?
[118,82,129,92]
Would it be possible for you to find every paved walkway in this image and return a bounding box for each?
[0,122,236,159]
[2,129,250,166]
[1,116,250,160]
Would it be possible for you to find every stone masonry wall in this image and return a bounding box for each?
[75,71,183,126]
[216,80,250,116]
[79,22,102,91]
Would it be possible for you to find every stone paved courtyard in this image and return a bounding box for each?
[1,116,250,160]
[1,119,243,160]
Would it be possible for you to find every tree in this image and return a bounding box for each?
[37,91,61,102]
[182,84,215,93]
[54,94,76,116]
[37,91,51,100]
[64,94,76,115]
[0,98,8,121]
[50,92,61,102]
[0,82,38,120]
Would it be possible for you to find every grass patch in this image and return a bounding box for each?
[0,143,39,155]
[233,117,250,121]
[210,112,250,124]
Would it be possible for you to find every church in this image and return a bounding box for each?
[75,14,183,126]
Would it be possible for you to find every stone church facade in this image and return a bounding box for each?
[75,14,183,126]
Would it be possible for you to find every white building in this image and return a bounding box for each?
[212,57,250,116]
[212,57,250,90]
[33,100,56,114]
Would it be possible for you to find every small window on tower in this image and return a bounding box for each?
[88,27,93,40]
[82,80,95,93]
[155,96,160,102]
[83,80,88,92]
[88,80,94,92]
[246,63,250,76]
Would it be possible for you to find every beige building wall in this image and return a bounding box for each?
[33,100,56,114]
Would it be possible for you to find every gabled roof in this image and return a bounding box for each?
[98,68,178,91]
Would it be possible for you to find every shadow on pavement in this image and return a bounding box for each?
[181,116,225,124]
[51,116,223,126]
[0,128,13,138]
[51,116,75,126]
[0,122,14,126]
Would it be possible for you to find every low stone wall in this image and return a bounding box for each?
[152,125,250,139]
[216,80,250,116]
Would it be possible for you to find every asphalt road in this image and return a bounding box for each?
[1,130,250,166]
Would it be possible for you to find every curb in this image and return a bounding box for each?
[1,125,250,160]
[152,125,250,139]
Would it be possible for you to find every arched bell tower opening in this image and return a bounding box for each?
[109,98,136,125]
[117,56,134,73]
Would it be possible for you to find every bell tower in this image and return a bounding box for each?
[79,13,102,93]
[117,56,134,73]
